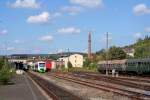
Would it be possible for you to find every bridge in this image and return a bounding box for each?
[8,59,27,64]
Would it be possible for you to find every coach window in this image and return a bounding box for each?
[138,62,141,65]
[128,63,130,66]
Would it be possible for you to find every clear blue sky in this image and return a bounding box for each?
[0,0,150,54]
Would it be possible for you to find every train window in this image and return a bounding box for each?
[132,63,134,66]
[133,62,135,65]
[127,63,129,66]
[102,64,104,67]
[138,62,141,65]
[39,63,45,67]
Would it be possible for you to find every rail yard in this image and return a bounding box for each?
[1,0,150,100]
[23,70,150,100]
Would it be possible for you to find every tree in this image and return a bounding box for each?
[108,46,126,60]
[134,46,150,58]
[0,58,5,70]
[134,36,150,58]
[0,57,13,85]
[67,61,72,69]
[88,62,97,70]
[95,49,105,55]
[83,58,91,68]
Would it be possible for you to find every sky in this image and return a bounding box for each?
[0,0,150,55]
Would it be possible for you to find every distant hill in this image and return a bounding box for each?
[95,35,150,60]
[125,36,150,58]
[10,52,86,60]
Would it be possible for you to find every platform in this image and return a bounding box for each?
[0,73,48,100]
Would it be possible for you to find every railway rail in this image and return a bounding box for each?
[49,73,150,100]
[73,72,150,83]
[70,72,150,91]
[28,72,82,100]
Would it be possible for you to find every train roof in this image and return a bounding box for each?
[98,58,150,65]
[127,58,150,62]
[98,59,127,64]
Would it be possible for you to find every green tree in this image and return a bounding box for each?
[108,46,126,60]
[67,61,72,69]
[0,58,13,85]
[60,65,66,72]
[88,62,97,70]
[0,58,5,70]
[134,36,150,58]
[83,58,91,68]
[134,46,150,58]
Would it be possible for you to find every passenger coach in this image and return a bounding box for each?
[97,58,150,74]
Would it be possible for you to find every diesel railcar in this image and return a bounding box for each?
[33,61,46,73]
[97,58,150,74]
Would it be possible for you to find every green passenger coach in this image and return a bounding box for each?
[97,58,150,74]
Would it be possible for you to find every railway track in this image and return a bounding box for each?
[71,72,150,91]
[50,73,150,100]
[28,72,82,100]
[107,75,150,83]
[77,72,150,83]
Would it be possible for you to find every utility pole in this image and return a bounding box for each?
[68,48,70,61]
[88,32,92,60]
[67,48,70,71]
[4,42,7,66]
[106,32,109,75]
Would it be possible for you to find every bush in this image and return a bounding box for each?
[89,63,97,70]
[60,65,66,72]
[0,67,11,84]
[0,58,5,70]
[67,61,73,69]
[83,58,91,68]
[0,59,13,85]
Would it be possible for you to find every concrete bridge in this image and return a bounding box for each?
[8,59,27,64]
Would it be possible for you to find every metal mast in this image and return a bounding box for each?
[68,48,70,61]
[106,32,109,75]
[88,32,92,60]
